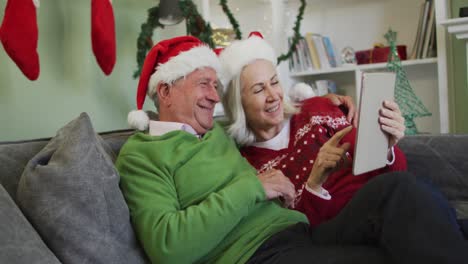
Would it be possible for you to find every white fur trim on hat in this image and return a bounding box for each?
[128,110,150,131]
[289,82,316,102]
[147,45,221,98]
[218,36,276,92]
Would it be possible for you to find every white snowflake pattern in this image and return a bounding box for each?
[310,115,349,129]
[258,154,287,173]
[294,115,349,145]
[291,183,306,208]
[294,124,312,145]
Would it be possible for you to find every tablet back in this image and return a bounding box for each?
[353,72,396,175]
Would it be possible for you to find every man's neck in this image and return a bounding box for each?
[149,120,198,137]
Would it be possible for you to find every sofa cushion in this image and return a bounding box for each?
[0,184,61,264]
[17,113,148,264]
[0,140,48,200]
[399,135,468,218]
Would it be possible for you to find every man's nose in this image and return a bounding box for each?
[207,84,220,102]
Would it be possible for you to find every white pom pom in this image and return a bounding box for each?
[128,110,149,131]
[289,82,316,102]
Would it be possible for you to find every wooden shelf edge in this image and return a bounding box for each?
[289,58,438,77]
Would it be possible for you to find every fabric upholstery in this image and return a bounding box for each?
[0,140,47,200]
[399,135,468,218]
[0,184,60,264]
[16,113,148,264]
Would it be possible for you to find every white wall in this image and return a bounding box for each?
[0,0,186,141]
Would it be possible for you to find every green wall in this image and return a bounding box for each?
[0,0,186,141]
[450,0,468,133]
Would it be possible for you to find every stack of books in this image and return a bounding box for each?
[288,33,338,73]
[409,0,437,60]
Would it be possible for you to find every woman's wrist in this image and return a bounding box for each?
[306,180,322,193]
[386,146,396,165]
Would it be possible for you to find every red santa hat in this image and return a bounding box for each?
[128,35,221,130]
[218,32,276,93]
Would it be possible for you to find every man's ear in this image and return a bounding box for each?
[156,82,171,106]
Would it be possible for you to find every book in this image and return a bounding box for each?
[287,37,294,71]
[311,34,331,69]
[300,37,314,71]
[417,0,432,59]
[322,36,337,67]
[426,20,437,58]
[289,36,301,72]
[304,33,321,70]
[409,3,425,60]
[421,0,435,58]
[295,38,307,72]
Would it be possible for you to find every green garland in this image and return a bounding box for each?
[133,6,164,78]
[277,0,306,64]
[133,0,306,78]
[219,0,242,40]
[179,0,215,48]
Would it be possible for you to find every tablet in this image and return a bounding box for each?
[352,72,396,175]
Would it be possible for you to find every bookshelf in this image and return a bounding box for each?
[282,0,450,134]
[290,58,438,77]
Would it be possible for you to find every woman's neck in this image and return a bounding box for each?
[253,123,284,142]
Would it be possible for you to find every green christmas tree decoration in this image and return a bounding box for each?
[385,29,431,135]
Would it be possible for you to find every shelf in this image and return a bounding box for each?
[439,17,468,40]
[289,58,438,77]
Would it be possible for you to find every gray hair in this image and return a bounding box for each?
[222,70,299,146]
[149,76,186,111]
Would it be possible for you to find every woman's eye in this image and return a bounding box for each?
[253,87,264,94]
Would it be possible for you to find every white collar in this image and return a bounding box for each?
[251,119,290,150]
[149,120,198,137]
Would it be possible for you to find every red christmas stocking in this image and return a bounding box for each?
[91,0,116,75]
[0,0,40,80]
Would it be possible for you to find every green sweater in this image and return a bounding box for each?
[116,123,307,264]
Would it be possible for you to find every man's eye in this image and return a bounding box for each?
[271,80,279,86]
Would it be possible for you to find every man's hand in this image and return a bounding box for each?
[323,94,358,127]
[307,126,353,191]
[258,169,295,208]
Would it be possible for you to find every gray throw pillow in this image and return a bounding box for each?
[0,184,60,264]
[17,113,148,264]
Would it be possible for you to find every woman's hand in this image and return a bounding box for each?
[307,126,352,191]
[379,100,405,148]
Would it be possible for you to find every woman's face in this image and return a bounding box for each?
[240,59,284,138]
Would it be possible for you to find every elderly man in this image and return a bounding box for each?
[116,36,467,264]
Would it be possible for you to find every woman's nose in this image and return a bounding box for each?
[266,86,280,101]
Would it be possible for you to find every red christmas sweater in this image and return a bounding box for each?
[240,97,407,226]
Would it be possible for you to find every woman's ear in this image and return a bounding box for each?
[156,83,171,106]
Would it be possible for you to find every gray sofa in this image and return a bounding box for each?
[1,113,468,263]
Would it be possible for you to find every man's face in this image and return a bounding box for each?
[166,67,220,134]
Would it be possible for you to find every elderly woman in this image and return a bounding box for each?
[219,32,407,226]
[218,33,468,263]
